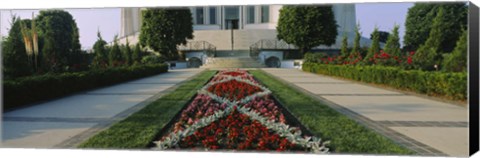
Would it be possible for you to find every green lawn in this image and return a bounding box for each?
[249,70,413,155]
[78,70,216,149]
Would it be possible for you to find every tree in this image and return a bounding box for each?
[132,43,144,65]
[35,10,80,70]
[2,16,32,78]
[412,7,446,71]
[277,5,338,54]
[351,23,361,56]
[365,27,380,63]
[442,29,467,72]
[378,31,390,44]
[92,31,108,68]
[372,31,390,44]
[139,8,193,60]
[403,2,467,52]
[383,25,401,57]
[109,35,123,67]
[340,33,349,58]
[123,39,132,65]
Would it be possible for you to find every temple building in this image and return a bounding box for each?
[118,4,375,68]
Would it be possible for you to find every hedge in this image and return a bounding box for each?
[302,63,467,101]
[3,64,168,110]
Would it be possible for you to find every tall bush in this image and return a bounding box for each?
[442,29,467,72]
[364,27,380,64]
[412,7,446,71]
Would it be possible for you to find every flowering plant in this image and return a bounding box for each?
[154,70,330,154]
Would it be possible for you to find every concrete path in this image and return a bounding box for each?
[261,68,468,157]
[1,69,202,148]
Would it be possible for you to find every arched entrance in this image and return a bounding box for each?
[187,57,203,68]
[265,56,281,68]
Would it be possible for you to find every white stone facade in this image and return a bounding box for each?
[118,4,373,51]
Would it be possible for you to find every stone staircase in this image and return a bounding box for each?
[200,50,265,69]
[191,30,277,50]
[201,57,265,69]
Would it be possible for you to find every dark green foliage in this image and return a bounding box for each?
[250,70,413,154]
[123,40,133,65]
[442,29,467,72]
[92,31,109,68]
[351,24,361,55]
[139,8,193,60]
[340,33,349,58]
[276,5,338,54]
[141,55,165,65]
[412,7,446,71]
[35,10,79,70]
[377,31,390,43]
[132,43,144,65]
[403,2,467,52]
[2,16,33,78]
[108,36,123,67]
[383,25,401,57]
[3,64,168,110]
[303,52,327,63]
[365,27,380,63]
[78,70,216,148]
[302,63,467,101]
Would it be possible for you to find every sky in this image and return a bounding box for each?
[1,2,414,50]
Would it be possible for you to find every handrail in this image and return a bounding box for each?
[178,41,217,57]
[249,39,298,58]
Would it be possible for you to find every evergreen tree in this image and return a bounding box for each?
[2,16,32,78]
[92,31,108,68]
[108,35,123,67]
[403,2,467,52]
[351,24,361,54]
[365,27,380,63]
[412,7,446,71]
[340,33,349,58]
[383,25,401,57]
[350,23,361,57]
[132,43,143,65]
[123,39,132,65]
[442,29,467,72]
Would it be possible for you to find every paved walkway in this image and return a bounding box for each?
[261,68,468,157]
[1,69,202,148]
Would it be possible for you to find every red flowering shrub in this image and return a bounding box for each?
[172,94,228,133]
[207,80,264,101]
[241,96,286,123]
[178,108,304,151]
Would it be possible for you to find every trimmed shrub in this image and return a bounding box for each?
[3,64,168,110]
[302,63,466,101]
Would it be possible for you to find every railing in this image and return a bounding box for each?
[178,41,217,57]
[249,39,298,57]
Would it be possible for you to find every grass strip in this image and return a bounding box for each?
[249,70,413,155]
[78,70,216,149]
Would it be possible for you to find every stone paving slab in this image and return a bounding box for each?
[281,77,350,83]
[321,96,467,122]
[1,121,96,148]
[391,127,469,157]
[86,83,175,95]
[4,94,152,119]
[127,77,189,84]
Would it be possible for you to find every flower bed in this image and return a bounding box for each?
[153,70,329,153]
